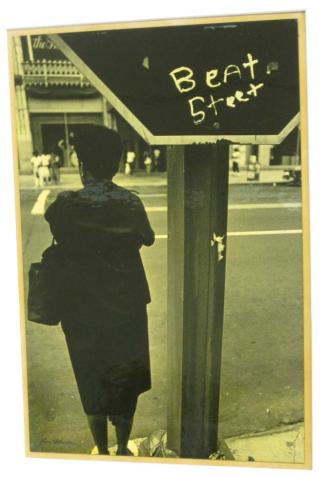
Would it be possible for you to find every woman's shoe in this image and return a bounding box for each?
[116,447,134,456]
[91,446,110,455]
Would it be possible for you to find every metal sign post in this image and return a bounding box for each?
[167,143,229,457]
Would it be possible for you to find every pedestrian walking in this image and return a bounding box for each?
[70,144,79,168]
[44,125,155,456]
[38,153,51,186]
[247,155,256,181]
[126,150,136,175]
[144,152,152,175]
[232,157,240,176]
[153,148,161,172]
[57,132,75,167]
[231,147,241,176]
[50,153,61,184]
[57,138,66,167]
[30,150,41,188]
[254,160,261,181]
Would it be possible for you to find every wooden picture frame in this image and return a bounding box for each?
[7,11,310,469]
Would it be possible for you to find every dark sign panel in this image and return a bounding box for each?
[51,19,300,144]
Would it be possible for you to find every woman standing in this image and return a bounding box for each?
[45,126,155,455]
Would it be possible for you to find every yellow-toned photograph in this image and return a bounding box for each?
[8,11,311,469]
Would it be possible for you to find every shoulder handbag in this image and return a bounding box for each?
[28,239,65,326]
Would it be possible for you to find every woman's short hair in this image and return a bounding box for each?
[74,125,123,179]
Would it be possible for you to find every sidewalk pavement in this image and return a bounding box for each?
[224,422,305,464]
[90,422,305,464]
[19,168,292,190]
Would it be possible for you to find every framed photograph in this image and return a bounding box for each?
[8,11,310,469]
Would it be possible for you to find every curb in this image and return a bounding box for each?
[224,422,304,464]
[19,173,293,190]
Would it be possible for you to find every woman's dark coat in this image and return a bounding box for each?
[45,179,155,417]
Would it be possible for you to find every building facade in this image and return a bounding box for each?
[13,34,165,173]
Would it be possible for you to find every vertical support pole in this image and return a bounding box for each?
[27,36,34,62]
[295,125,301,165]
[167,142,229,458]
[12,36,33,173]
[167,145,185,453]
[102,96,109,127]
[134,139,140,171]
[63,113,70,166]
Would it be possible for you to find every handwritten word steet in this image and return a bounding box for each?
[169,53,264,126]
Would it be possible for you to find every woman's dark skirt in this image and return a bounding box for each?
[61,304,151,422]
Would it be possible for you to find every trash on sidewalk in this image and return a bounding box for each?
[138,429,178,457]
[91,430,178,458]
[209,438,235,460]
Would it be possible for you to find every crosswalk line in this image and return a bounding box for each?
[31,190,51,215]
[155,229,302,239]
[145,203,301,212]
[228,203,301,210]
[227,229,302,237]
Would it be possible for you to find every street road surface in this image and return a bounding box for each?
[19,175,304,454]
